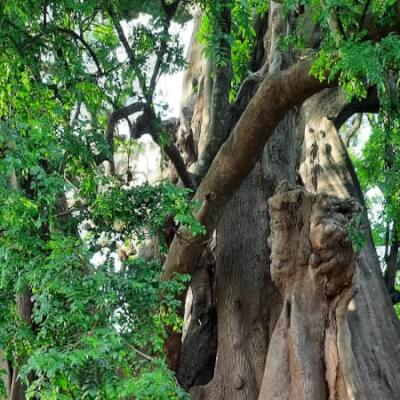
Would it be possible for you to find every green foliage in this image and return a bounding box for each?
[198,0,268,98]
[0,178,194,399]
[197,1,232,67]
[230,0,268,98]
[353,113,400,249]
[0,0,195,398]
[1,0,400,396]
[295,0,400,101]
[347,213,366,252]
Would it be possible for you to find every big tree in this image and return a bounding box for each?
[0,1,400,400]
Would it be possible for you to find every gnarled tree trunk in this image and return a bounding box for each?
[172,5,400,400]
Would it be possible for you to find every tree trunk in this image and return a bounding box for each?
[259,184,359,400]
[8,291,32,400]
[190,164,279,400]
[297,89,400,399]
[174,6,400,400]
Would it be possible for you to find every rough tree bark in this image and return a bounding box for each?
[259,183,360,400]
[297,89,400,398]
[171,4,400,400]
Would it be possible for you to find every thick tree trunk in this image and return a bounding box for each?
[173,6,400,400]
[259,184,359,400]
[189,112,298,399]
[297,89,400,398]
[190,164,280,400]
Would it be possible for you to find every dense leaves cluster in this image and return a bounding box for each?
[0,0,197,398]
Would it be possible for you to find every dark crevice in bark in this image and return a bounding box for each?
[177,248,217,390]
[384,228,400,304]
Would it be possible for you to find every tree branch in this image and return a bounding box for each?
[148,17,171,99]
[342,113,362,147]
[56,27,103,75]
[384,227,399,303]
[359,0,372,32]
[148,0,179,100]
[106,102,147,150]
[131,111,195,189]
[106,5,148,94]
[163,59,329,280]
[195,0,233,180]
[321,1,345,45]
[334,86,379,128]
[99,102,147,171]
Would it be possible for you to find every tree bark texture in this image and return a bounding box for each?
[298,89,400,399]
[172,6,400,400]
[259,183,359,400]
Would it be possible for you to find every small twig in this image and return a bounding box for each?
[106,5,148,94]
[56,27,103,75]
[127,344,155,362]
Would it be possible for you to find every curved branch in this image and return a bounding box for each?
[163,59,328,280]
[131,112,195,189]
[98,102,147,170]
[56,27,103,75]
[334,86,379,129]
[342,113,363,147]
[106,102,147,148]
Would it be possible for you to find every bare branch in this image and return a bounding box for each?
[106,5,148,93]
[342,113,362,147]
[127,344,155,362]
[131,112,195,189]
[148,0,181,96]
[148,23,170,97]
[161,141,195,190]
[106,102,147,150]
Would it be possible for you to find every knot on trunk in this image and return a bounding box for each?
[268,182,360,298]
[260,182,361,400]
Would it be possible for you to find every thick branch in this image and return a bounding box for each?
[334,86,379,128]
[106,102,146,149]
[161,142,195,189]
[163,59,328,280]
[98,102,147,170]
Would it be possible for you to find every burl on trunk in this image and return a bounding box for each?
[259,182,361,400]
